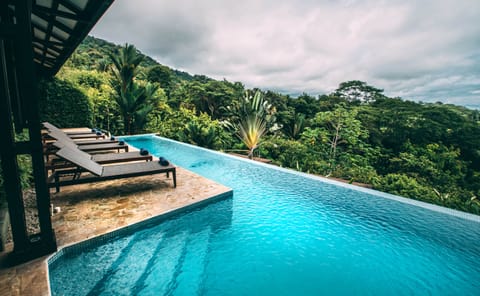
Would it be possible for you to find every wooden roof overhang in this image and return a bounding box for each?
[2,0,114,128]
[0,0,113,263]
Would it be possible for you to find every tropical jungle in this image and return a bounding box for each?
[2,36,480,215]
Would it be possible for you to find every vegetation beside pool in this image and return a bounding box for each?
[5,35,477,214]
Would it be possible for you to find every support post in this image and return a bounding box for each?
[15,0,57,254]
[0,40,30,254]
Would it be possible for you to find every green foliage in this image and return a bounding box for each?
[289,93,321,119]
[0,132,34,208]
[178,122,219,149]
[236,113,268,158]
[146,107,232,150]
[38,77,93,127]
[302,105,369,174]
[57,68,123,134]
[147,65,174,97]
[334,80,385,103]
[373,173,438,202]
[261,137,315,171]
[66,35,193,81]
[281,112,306,140]
[229,91,276,158]
[57,36,480,214]
[109,44,160,134]
[170,79,244,119]
[389,142,466,190]
[15,132,34,189]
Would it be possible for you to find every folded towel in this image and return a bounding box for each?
[140,148,149,156]
[159,156,169,166]
[119,141,125,145]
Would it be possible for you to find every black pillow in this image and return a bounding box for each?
[119,141,125,145]
[159,156,169,166]
[140,148,149,156]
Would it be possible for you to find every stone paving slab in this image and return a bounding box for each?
[0,166,232,296]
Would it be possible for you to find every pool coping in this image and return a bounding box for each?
[128,134,480,223]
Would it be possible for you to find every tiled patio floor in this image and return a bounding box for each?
[0,166,232,296]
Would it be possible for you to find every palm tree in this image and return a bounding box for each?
[109,44,157,134]
[132,82,159,134]
[283,112,306,140]
[237,113,268,158]
[232,91,274,159]
[178,121,218,149]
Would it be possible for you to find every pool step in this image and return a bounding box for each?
[136,231,189,295]
[50,235,134,296]
[85,229,165,296]
[172,226,212,296]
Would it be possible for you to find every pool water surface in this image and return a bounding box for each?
[49,135,480,295]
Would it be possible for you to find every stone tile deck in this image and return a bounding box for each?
[0,166,232,296]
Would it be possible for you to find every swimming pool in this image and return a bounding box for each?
[49,135,480,295]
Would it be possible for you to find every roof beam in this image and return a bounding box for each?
[55,0,82,15]
[32,4,89,23]
[32,35,67,47]
[33,9,75,35]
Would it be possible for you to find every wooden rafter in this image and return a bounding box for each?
[30,0,114,77]
[32,4,89,23]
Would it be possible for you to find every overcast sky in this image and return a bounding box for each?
[92,0,480,108]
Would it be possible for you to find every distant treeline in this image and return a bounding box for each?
[36,35,480,214]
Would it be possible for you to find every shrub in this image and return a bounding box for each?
[59,68,122,134]
[38,77,93,128]
[146,106,233,150]
[373,173,438,202]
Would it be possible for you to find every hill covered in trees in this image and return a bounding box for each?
[39,36,480,214]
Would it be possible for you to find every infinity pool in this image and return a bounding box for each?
[49,135,480,295]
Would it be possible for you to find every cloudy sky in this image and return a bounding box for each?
[92,0,480,108]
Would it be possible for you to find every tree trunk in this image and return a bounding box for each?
[330,123,341,172]
[247,148,254,159]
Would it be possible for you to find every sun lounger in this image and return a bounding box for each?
[49,140,129,155]
[45,131,128,157]
[48,146,176,192]
[74,138,119,145]
[42,122,106,139]
[46,151,153,172]
[63,133,105,140]
[46,129,117,146]
[43,122,97,135]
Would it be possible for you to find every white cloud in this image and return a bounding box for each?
[92,0,480,107]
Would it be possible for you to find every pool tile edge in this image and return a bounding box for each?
[127,135,480,223]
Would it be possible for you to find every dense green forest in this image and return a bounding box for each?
[36,36,480,214]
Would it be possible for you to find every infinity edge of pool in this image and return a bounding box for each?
[124,134,480,223]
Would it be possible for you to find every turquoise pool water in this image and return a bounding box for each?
[49,135,480,295]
